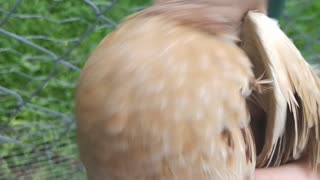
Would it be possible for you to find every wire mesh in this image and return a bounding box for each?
[0,0,319,179]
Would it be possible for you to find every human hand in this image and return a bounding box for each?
[255,160,320,180]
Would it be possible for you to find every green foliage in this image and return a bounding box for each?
[0,0,151,179]
[281,0,320,64]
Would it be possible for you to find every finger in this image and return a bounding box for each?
[255,161,320,180]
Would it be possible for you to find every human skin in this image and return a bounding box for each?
[255,160,320,180]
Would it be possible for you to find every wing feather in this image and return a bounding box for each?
[241,11,320,169]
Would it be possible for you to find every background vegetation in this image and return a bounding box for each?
[0,0,319,179]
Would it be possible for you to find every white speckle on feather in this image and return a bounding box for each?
[125,59,138,72]
[174,111,182,121]
[160,98,168,111]
[162,138,171,155]
[209,141,215,157]
[166,28,177,36]
[183,35,196,44]
[177,154,187,166]
[176,77,185,87]
[213,168,223,179]
[177,62,187,75]
[200,55,211,70]
[216,107,224,124]
[201,163,212,176]
[206,13,228,23]
[160,39,179,56]
[221,148,228,162]
[203,126,213,140]
[195,111,203,121]
[150,81,165,94]
[199,86,209,105]
[177,97,188,110]
[165,57,175,70]
[158,80,165,90]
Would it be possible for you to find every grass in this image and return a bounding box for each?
[0,0,151,179]
[0,0,319,179]
[282,0,320,64]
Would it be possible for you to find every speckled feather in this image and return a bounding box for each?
[75,1,320,180]
[76,9,257,180]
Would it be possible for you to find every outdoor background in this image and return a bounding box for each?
[0,0,319,179]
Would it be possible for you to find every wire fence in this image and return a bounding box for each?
[0,0,319,179]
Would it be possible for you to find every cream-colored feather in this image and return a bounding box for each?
[241,11,320,169]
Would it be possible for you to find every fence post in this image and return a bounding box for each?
[268,0,285,20]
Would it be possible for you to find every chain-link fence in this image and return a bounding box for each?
[0,0,319,179]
